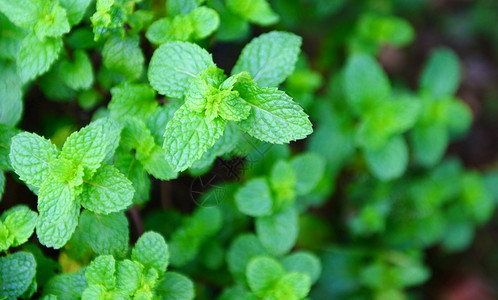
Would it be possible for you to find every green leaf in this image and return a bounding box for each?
[0,252,36,299]
[343,53,391,115]
[60,0,92,25]
[236,84,312,144]
[411,123,448,167]
[155,272,195,300]
[190,6,220,39]
[17,33,63,82]
[420,48,461,98]
[92,117,123,162]
[227,234,267,280]
[36,177,80,248]
[0,172,4,200]
[0,0,38,29]
[167,0,198,16]
[140,145,178,180]
[0,61,23,126]
[281,251,322,284]
[61,122,106,175]
[255,206,298,255]
[1,205,37,247]
[116,259,143,295]
[109,83,158,121]
[33,1,70,40]
[235,178,273,217]
[43,269,87,300]
[102,34,144,79]
[49,157,84,186]
[114,152,151,205]
[78,164,134,214]
[246,256,284,297]
[0,124,19,170]
[163,105,226,172]
[364,135,408,181]
[290,152,325,195]
[79,210,129,257]
[85,255,116,289]
[275,272,311,298]
[270,160,296,192]
[148,41,215,98]
[446,99,472,136]
[132,231,169,273]
[10,132,59,188]
[232,31,301,87]
[59,50,94,90]
[226,0,279,26]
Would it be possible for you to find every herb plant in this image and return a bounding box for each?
[1,0,497,299]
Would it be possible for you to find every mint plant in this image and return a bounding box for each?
[1,0,497,299]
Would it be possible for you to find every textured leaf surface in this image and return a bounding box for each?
[148,41,215,98]
[237,84,312,143]
[109,83,158,121]
[235,178,273,217]
[232,31,301,87]
[102,34,144,79]
[78,164,134,214]
[163,105,226,172]
[60,0,92,25]
[0,252,36,299]
[2,205,37,247]
[10,132,58,188]
[0,0,38,28]
[36,177,79,248]
[61,122,106,175]
[132,231,169,273]
[79,210,129,257]
[116,259,143,295]
[17,34,63,82]
[0,124,18,170]
[255,207,298,255]
[43,269,87,300]
[85,255,116,289]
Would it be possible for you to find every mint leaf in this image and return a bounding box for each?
[364,135,408,181]
[0,0,38,29]
[236,84,312,143]
[190,7,220,40]
[281,252,322,284]
[43,269,87,300]
[102,34,144,79]
[246,256,284,297]
[275,272,311,298]
[33,2,70,40]
[109,83,158,121]
[140,145,178,180]
[226,0,279,26]
[92,117,123,162]
[290,153,325,195]
[132,231,169,273]
[60,0,92,25]
[343,53,391,115]
[227,234,267,280]
[255,206,298,255]
[17,33,63,82]
[0,61,23,126]
[411,123,448,167]
[10,132,58,188]
[163,105,226,172]
[79,210,129,257]
[232,31,301,87]
[78,164,134,214]
[420,48,461,98]
[85,255,116,289]
[49,158,84,186]
[166,0,198,16]
[114,152,151,204]
[0,124,19,170]
[36,177,79,248]
[148,41,215,98]
[235,178,273,217]
[59,50,94,90]
[155,272,195,300]
[0,252,36,299]
[61,122,106,175]
[116,259,143,295]
[1,205,37,247]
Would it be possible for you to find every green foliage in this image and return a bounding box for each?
[1,1,496,300]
